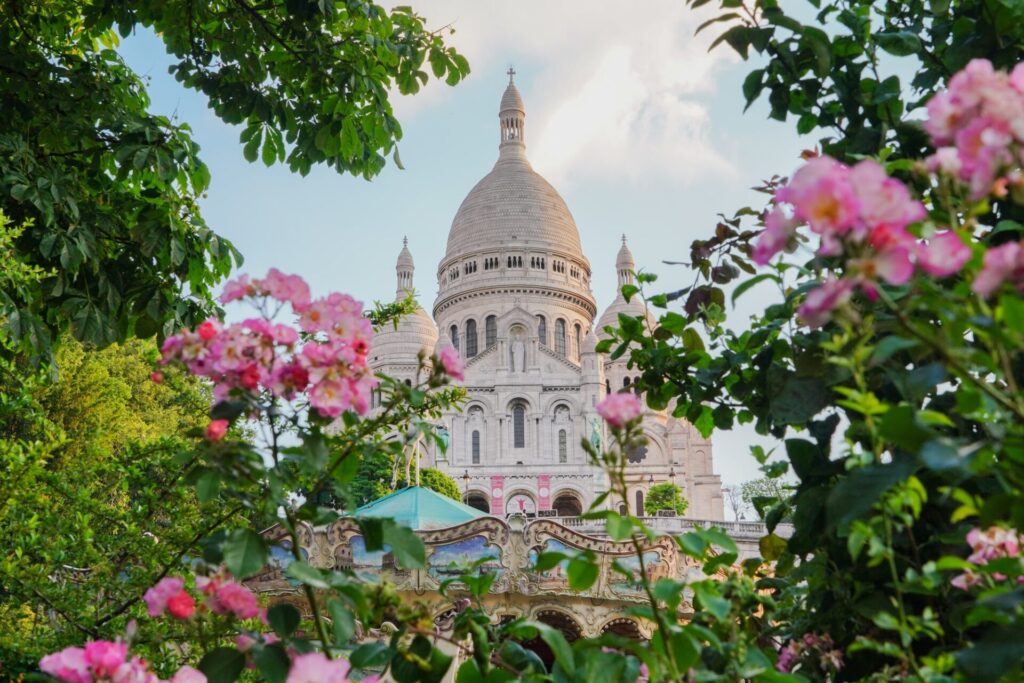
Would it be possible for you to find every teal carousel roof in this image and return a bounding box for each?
[353,486,487,530]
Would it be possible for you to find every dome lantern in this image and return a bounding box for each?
[396,236,415,301]
[500,67,525,147]
[616,234,636,289]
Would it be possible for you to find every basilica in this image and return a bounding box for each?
[368,73,724,522]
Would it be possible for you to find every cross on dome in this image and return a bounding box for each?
[507,66,516,83]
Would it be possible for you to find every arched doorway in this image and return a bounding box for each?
[521,610,583,671]
[601,618,644,640]
[552,492,582,517]
[463,492,489,513]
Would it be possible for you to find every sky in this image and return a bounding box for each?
[118,1,810,497]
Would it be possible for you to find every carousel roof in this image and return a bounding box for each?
[353,486,487,530]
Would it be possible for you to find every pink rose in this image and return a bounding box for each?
[752,207,798,266]
[40,647,90,683]
[150,371,164,384]
[143,577,186,617]
[197,320,220,342]
[438,346,464,381]
[205,419,229,441]
[972,241,1024,297]
[170,666,207,683]
[797,276,854,328]
[167,591,196,620]
[917,232,972,278]
[211,582,261,620]
[597,393,644,429]
[84,641,127,678]
[286,653,353,683]
[776,156,860,236]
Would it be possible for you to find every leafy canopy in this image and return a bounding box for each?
[0,1,468,362]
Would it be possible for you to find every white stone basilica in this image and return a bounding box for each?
[368,73,724,522]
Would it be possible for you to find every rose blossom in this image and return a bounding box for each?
[209,581,261,620]
[166,590,196,619]
[972,241,1024,297]
[170,666,207,683]
[752,207,798,266]
[83,641,127,678]
[286,653,360,683]
[143,577,187,617]
[205,419,229,441]
[797,276,854,328]
[438,345,464,381]
[40,647,90,683]
[917,232,973,278]
[597,393,644,429]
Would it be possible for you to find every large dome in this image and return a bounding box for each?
[443,80,585,263]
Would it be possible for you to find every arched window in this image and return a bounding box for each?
[485,316,497,347]
[635,490,645,516]
[555,319,566,356]
[558,429,567,463]
[512,402,526,448]
[537,315,547,346]
[450,325,459,351]
[605,380,611,395]
[465,319,478,357]
[623,376,631,388]
[472,430,481,464]
[574,324,582,360]
[404,379,412,387]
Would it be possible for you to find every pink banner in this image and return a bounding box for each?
[490,475,504,515]
[537,475,551,510]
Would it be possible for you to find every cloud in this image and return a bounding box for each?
[395,0,739,186]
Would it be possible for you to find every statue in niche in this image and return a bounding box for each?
[509,325,526,372]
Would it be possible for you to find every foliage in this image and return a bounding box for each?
[643,482,689,516]
[740,477,793,521]
[0,336,243,669]
[0,1,468,361]
[597,42,1024,682]
[690,0,1024,163]
[419,467,461,501]
[344,450,460,505]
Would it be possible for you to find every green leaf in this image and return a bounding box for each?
[567,557,599,591]
[196,471,220,503]
[956,625,1024,681]
[285,561,330,589]
[222,529,267,579]
[254,644,290,683]
[693,583,730,620]
[198,647,246,683]
[605,512,633,540]
[351,642,391,668]
[534,551,568,573]
[267,603,301,638]
[382,520,426,569]
[328,599,356,645]
[875,30,922,56]
[827,454,918,529]
[732,273,780,305]
[529,622,575,674]
[759,533,787,561]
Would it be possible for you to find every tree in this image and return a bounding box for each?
[419,467,461,501]
[738,477,792,522]
[643,482,688,516]
[0,336,243,667]
[0,1,468,361]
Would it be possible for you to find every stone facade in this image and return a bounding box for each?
[368,74,724,521]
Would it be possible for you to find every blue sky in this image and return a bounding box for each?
[118,1,809,494]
